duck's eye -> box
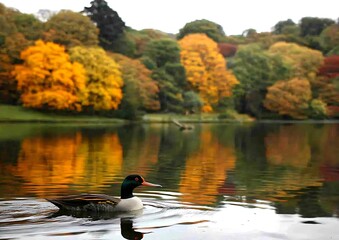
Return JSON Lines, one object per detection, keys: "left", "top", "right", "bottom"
{"left": 135, "top": 177, "right": 139, "bottom": 181}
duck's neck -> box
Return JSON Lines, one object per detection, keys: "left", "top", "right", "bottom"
{"left": 121, "top": 183, "right": 135, "bottom": 199}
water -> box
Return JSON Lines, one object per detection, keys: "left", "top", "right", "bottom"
{"left": 0, "top": 122, "right": 338, "bottom": 239}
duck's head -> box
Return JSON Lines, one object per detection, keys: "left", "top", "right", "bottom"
{"left": 121, "top": 174, "right": 162, "bottom": 199}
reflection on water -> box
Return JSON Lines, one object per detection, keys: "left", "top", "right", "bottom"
{"left": 0, "top": 122, "right": 339, "bottom": 239}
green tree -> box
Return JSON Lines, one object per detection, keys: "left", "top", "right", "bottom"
{"left": 299, "top": 17, "right": 335, "bottom": 50}
{"left": 268, "top": 42, "right": 324, "bottom": 80}
{"left": 83, "top": 0, "right": 125, "bottom": 50}
{"left": 273, "top": 19, "right": 296, "bottom": 34}
{"left": 183, "top": 91, "right": 203, "bottom": 114}
{"left": 152, "top": 68, "right": 184, "bottom": 112}
{"left": 69, "top": 46, "right": 123, "bottom": 111}
{"left": 320, "top": 24, "right": 339, "bottom": 54}
{"left": 44, "top": 10, "right": 99, "bottom": 48}
{"left": 144, "top": 39, "right": 181, "bottom": 68}
{"left": 110, "top": 53, "right": 160, "bottom": 117}
{"left": 231, "top": 43, "right": 291, "bottom": 117}
{"left": 13, "top": 13, "right": 43, "bottom": 41}
{"left": 300, "top": 17, "right": 335, "bottom": 37}
{"left": 177, "top": 19, "right": 225, "bottom": 42}
{"left": 111, "top": 28, "right": 172, "bottom": 58}
{"left": 143, "top": 38, "right": 186, "bottom": 112}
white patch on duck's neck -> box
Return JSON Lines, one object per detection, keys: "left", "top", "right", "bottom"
{"left": 115, "top": 196, "right": 143, "bottom": 211}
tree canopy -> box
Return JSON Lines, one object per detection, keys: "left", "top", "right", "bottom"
{"left": 83, "top": 0, "right": 125, "bottom": 50}
{"left": 264, "top": 78, "right": 312, "bottom": 119}
{"left": 179, "top": 34, "right": 238, "bottom": 112}
{"left": 44, "top": 10, "right": 99, "bottom": 48}
{"left": 69, "top": 46, "right": 123, "bottom": 111}
{"left": 269, "top": 42, "right": 324, "bottom": 80}
{"left": 111, "top": 53, "right": 160, "bottom": 113}
{"left": 177, "top": 19, "right": 225, "bottom": 42}
{"left": 13, "top": 40, "right": 87, "bottom": 111}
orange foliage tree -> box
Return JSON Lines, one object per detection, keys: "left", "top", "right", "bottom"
{"left": 179, "top": 34, "right": 238, "bottom": 112}
{"left": 13, "top": 40, "right": 87, "bottom": 111}
{"left": 69, "top": 46, "right": 123, "bottom": 111}
{"left": 264, "top": 78, "right": 312, "bottom": 119}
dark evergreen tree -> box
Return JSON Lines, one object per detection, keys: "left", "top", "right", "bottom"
{"left": 83, "top": 0, "right": 125, "bottom": 50}
{"left": 273, "top": 19, "right": 296, "bottom": 34}
{"left": 300, "top": 17, "right": 335, "bottom": 37}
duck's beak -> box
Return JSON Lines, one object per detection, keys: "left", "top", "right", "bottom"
{"left": 142, "top": 181, "right": 162, "bottom": 187}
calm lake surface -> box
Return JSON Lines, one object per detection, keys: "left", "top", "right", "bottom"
{"left": 0, "top": 122, "right": 338, "bottom": 240}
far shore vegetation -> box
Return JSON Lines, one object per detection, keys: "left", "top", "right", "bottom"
{"left": 0, "top": 1, "right": 338, "bottom": 122}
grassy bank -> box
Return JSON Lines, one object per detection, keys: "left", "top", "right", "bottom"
{"left": 142, "top": 112, "right": 254, "bottom": 123}
{"left": 0, "top": 104, "right": 254, "bottom": 123}
{"left": 0, "top": 104, "right": 125, "bottom": 123}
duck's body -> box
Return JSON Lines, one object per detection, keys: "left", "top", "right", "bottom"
{"left": 47, "top": 175, "right": 161, "bottom": 212}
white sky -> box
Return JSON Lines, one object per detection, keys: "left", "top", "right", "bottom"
{"left": 1, "top": 0, "right": 338, "bottom": 35}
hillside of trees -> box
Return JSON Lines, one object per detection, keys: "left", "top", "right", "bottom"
{"left": 0, "top": 0, "right": 338, "bottom": 120}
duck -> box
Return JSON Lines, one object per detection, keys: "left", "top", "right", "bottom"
{"left": 46, "top": 174, "right": 162, "bottom": 212}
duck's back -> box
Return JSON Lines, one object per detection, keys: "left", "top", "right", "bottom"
{"left": 47, "top": 194, "right": 121, "bottom": 212}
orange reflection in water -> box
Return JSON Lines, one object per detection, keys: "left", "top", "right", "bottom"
{"left": 265, "top": 125, "right": 311, "bottom": 167}
{"left": 264, "top": 125, "right": 322, "bottom": 201}
{"left": 75, "top": 133, "right": 123, "bottom": 191}
{"left": 179, "top": 130, "right": 236, "bottom": 205}
{"left": 9, "top": 131, "right": 123, "bottom": 197}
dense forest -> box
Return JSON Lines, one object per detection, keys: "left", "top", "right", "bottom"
{"left": 0, "top": 0, "right": 338, "bottom": 120}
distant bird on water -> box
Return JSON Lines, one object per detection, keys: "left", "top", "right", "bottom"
{"left": 46, "top": 174, "right": 162, "bottom": 212}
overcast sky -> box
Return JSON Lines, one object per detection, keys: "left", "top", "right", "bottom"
{"left": 1, "top": 0, "right": 338, "bottom": 35}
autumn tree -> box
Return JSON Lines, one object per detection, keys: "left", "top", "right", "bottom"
{"left": 43, "top": 10, "right": 99, "bottom": 48}
{"left": 231, "top": 43, "right": 291, "bottom": 117}
{"left": 268, "top": 42, "right": 324, "bottom": 80}
{"left": 179, "top": 34, "right": 238, "bottom": 112}
{"left": 314, "top": 55, "right": 339, "bottom": 117}
{"left": 13, "top": 40, "right": 87, "bottom": 111}
{"left": 177, "top": 19, "right": 225, "bottom": 42}
{"left": 69, "top": 46, "right": 123, "bottom": 111}
{"left": 83, "top": 0, "right": 125, "bottom": 50}
{"left": 218, "top": 43, "right": 237, "bottom": 58}
{"left": 0, "top": 4, "right": 35, "bottom": 103}
{"left": 110, "top": 53, "right": 160, "bottom": 118}
{"left": 264, "top": 78, "right": 312, "bottom": 119}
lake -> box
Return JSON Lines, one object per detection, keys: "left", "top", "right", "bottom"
{"left": 0, "top": 122, "right": 338, "bottom": 240}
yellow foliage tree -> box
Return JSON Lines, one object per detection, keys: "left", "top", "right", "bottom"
{"left": 69, "top": 46, "right": 123, "bottom": 111}
{"left": 264, "top": 78, "right": 312, "bottom": 119}
{"left": 13, "top": 40, "right": 87, "bottom": 111}
{"left": 179, "top": 34, "right": 238, "bottom": 111}
{"left": 268, "top": 42, "right": 324, "bottom": 80}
